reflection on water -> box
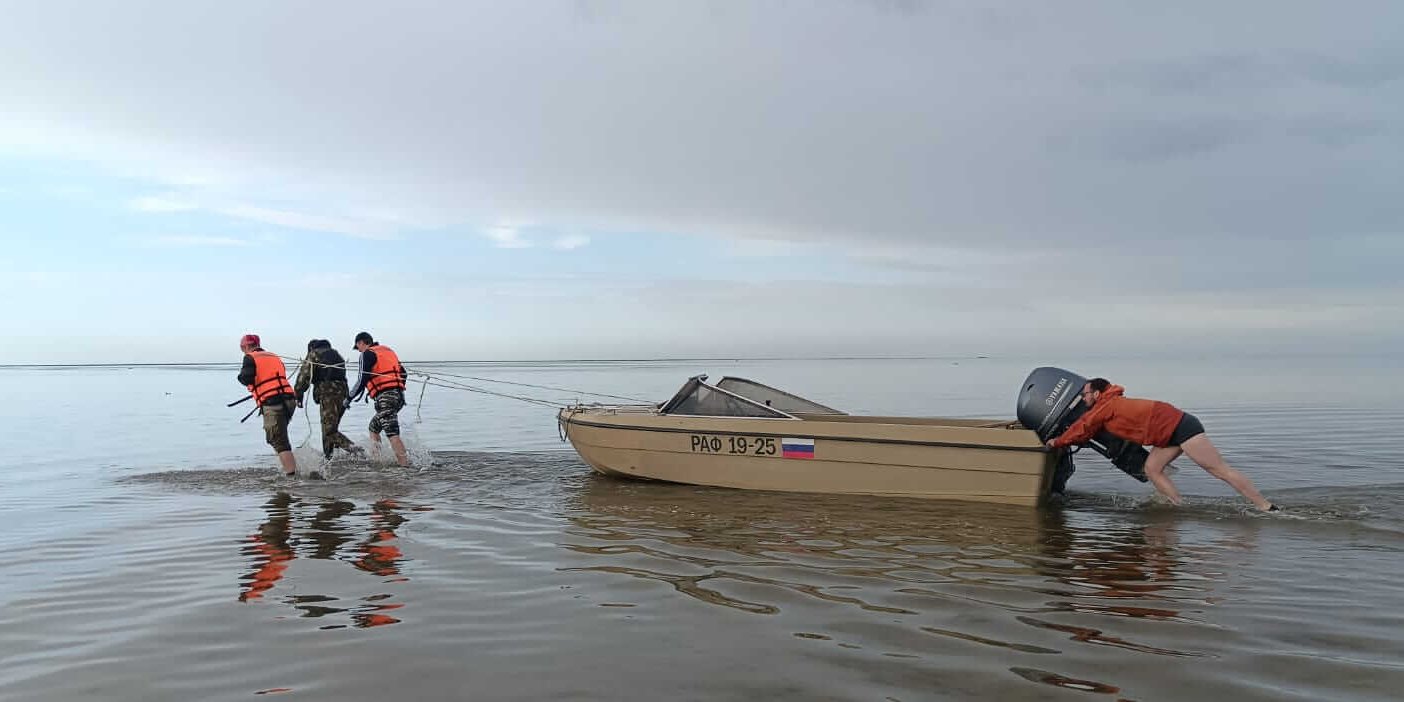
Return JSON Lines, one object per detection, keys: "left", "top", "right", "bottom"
{"left": 1010, "top": 667, "right": 1123, "bottom": 695}
{"left": 561, "top": 473, "right": 1248, "bottom": 695}
{"left": 239, "top": 493, "right": 295, "bottom": 603}
{"left": 237, "top": 492, "right": 419, "bottom": 629}
{"left": 10, "top": 445, "right": 1404, "bottom": 701}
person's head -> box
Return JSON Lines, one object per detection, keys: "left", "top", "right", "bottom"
{"left": 307, "top": 338, "right": 330, "bottom": 351}
{"left": 354, "top": 331, "right": 374, "bottom": 351}
{"left": 239, "top": 333, "right": 261, "bottom": 353}
{"left": 1081, "top": 377, "right": 1111, "bottom": 406}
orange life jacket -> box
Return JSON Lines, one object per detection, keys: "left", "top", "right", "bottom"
{"left": 366, "top": 344, "right": 407, "bottom": 398}
{"left": 247, "top": 350, "right": 295, "bottom": 406}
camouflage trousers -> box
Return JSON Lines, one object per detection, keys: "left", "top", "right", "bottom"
{"left": 368, "top": 388, "right": 406, "bottom": 438}
{"left": 314, "top": 383, "right": 360, "bottom": 458}
{"left": 261, "top": 396, "right": 296, "bottom": 453}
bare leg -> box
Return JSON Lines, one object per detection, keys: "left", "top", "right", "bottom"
{"left": 1143, "top": 446, "right": 1184, "bottom": 505}
{"left": 369, "top": 433, "right": 383, "bottom": 458}
{"left": 388, "top": 436, "right": 409, "bottom": 467}
{"left": 1179, "top": 434, "right": 1273, "bottom": 510}
{"left": 278, "top": 450, "right": 298, "bottom": 476}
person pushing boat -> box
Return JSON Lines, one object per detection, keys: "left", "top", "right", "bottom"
{"left": 1045, "top": 378, "right": 1278, "bottom": 511}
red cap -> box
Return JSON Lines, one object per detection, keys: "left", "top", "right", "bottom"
{"left": 240, "top": 333, "right": 261, "bottom": 347}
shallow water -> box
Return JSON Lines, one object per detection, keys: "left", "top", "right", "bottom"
{"left": 2, "top": 356, "right": 1402, "bottom": 700}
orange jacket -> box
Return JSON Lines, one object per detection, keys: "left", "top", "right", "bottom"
{"left": 246, "top": 350, "right": 295, "bottom": 406}
{"left": 1050, "top": 385, "right": 1185, "bottom": 449}
{"left": 367, "top": 344, "right": 407, "bottom": 398}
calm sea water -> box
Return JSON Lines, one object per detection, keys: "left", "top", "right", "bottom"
{"left": 2, "top": 356, "right": 1402, "bottom": 701}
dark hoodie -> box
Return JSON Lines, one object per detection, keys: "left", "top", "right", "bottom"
{"left": 1050, "top": 384, "right": 1186, "bottom": 449}
{"left": 293, "top": 340, "right": 348, "bottom": 404}
{"left": 306, "top": 340, "right": 347, "bottom": 385}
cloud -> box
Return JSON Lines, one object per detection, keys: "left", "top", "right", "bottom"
{"left": 1, "top": 2, "right": 1401, "bottom": 361}
{"left": 2, "top": 2, "right": 1398, "bottom": 258}
{"left": 5, "top": 264, "right": 1400, "bottom": 363}
{"left": 1286, "top": 49, "right": 1404, "bottom": 89}
{"left": 1067, "top": 115, "right": 1259, "bottom": 163}
{"left": 486, "top": 222, "right": 533, "bottom": 249}
{"left": 1078, "top": 53, "right": 1273, "bottom": 97}
{"left": 726, "top": 238, "right": 795, "bottom": 257}
{"left": 552, "top": 234, "right": 590, "bottom": 250}
{"left": 129, "top": 194, "right": 198, "bottom": 213}
{"left": 214, "top": 204, "right": 400, "bottom": 239}
{"left": 128, "top": 191, "right": 409, "bottom": 238}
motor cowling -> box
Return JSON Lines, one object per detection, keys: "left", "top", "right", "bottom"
{"left": 1017, "top": 367, "right": 1149, "bottom": 486}
{"left": 1017, "top": 366, "right": 1087, "bottom": 440}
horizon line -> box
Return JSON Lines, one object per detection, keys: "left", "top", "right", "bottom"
{"left": 0, "top": 349, "right": 1394, "bottom": 368}
{"left": 0, "top": 354, "right": 993, "bottom": 368}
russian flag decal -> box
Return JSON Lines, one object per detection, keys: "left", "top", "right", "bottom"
{"left": 781, "top": 437, "right": 815, "bottom": 459}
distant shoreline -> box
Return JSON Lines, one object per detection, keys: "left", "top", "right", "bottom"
{"left": 1, "top": 351, "right": 1394, "bottom": 368}
{"left": 0, "top": 355, "right": 982, "bottom": 368}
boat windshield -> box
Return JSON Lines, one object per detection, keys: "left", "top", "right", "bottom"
{"left": 658, "top": 376, "right": 795, "bottom": 418}
{"left": 715, "top": 377, "right": 846, "bottom": 415}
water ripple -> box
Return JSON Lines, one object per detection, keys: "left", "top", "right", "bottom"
{"left": 6, "top": 356, "right": 1404, "bottom": 702}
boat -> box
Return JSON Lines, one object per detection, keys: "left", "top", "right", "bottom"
{"left": 557, "top": 374, "right": 1058, "bottom": 507}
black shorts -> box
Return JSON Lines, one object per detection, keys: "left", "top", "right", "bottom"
{"left": 1168, "top": 412, "right": 1206, "bottom": 447}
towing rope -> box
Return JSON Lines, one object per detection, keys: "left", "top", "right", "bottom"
{"left": 274, "top": 353, "right": 641, "bottom": 410}
{"left": 408, "top": 366, "right": 651, "bottom": 404}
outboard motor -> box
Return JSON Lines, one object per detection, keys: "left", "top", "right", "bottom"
{"left": 1017, "top": 367, "right": 1149, "bottom": 492}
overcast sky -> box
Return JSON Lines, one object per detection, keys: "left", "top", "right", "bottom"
{"left": 2, "top": 1, "right": 1400, "bottom": 363}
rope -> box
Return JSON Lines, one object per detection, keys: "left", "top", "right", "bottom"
{"left": 300, "top": 388, "right": 315, "bottom": 450}
{"left": 415, "top": 375, "right": 562, "bottom": 408}
{"left": 264, "top": 351, "right": 625, "bottom": 448}
{"left": 276, "top": 352, "right": 401, "bottom": 385}
{"left": 275, "top": 352, "right": 646, "bottom": 409}
{"left": 271, "top": 356, "right": 318, "bottom": 455}
{"left": 412, "top": 367, "right": 651, "bottom": 403}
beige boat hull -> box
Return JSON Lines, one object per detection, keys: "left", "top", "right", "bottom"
{"left": 559, "top": 408, "right": 1056, "bottom": 507}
